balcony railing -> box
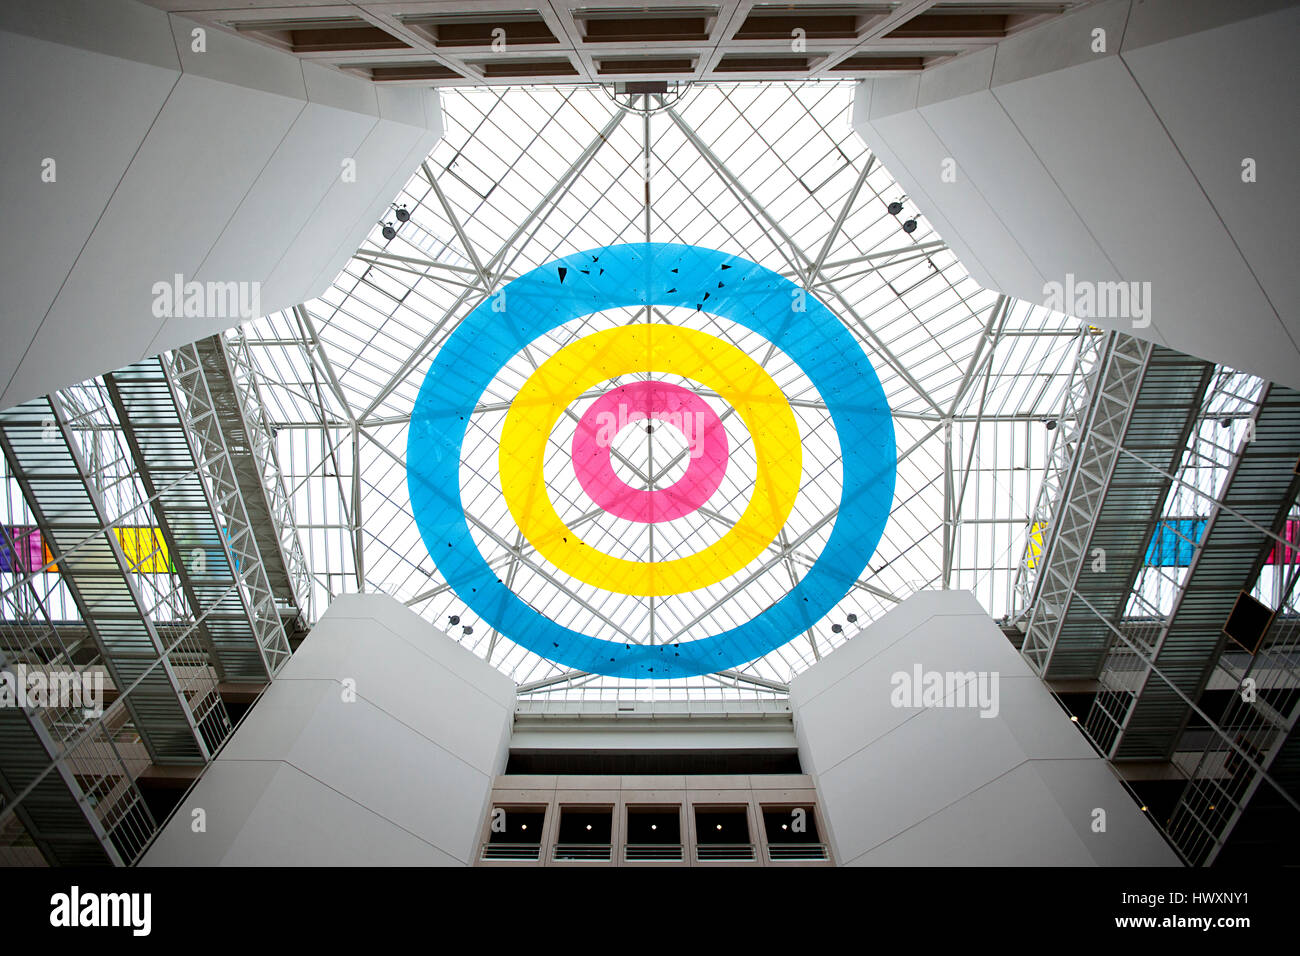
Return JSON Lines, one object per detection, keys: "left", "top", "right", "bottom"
{"left": 480, "top": 842, "right": 542, "bottom": 862}
{"left": 696, "top": 843, "right": 755, "bottom": 862}
{"left": 767, "top": 843, "right": 829, "bottom": 861}
{"left": 624, "top": 843, "right": 683, "bottom": 862}
{"left": 478, "top": 839, "right": 832, "bottom": 864}
{"left": 553, "top": 843, "right": 612, "bottom": 862}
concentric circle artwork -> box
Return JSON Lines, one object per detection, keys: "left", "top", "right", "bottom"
{"left": 408, "top": 242, "right": 895, "bottom": 678}
{"left": 500, "top": 324, "right": 801, "bottom": 596}
{"left": 570, "top": 379, "right": 728, "bottom": 525}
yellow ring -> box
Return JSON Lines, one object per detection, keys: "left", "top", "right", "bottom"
{"left": 499, "top": 324, "right": 801, "bottom": 596}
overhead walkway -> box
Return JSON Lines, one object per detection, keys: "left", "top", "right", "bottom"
{"left": 0, "top": 394, "right": 218, "bottom": 765}
{"left": 1164, "top": 610, "right": 1300, "bottom": 865}
{"left": 105, "top": 353, "right": 289, "bottom": 682}
{"left": 192, "top": 336, "right": 310, "bottom": 630}
{"left": 0, "top": 345, "right": 306, "bottom": 865}
{"left": 1021, "top": 336, "right": 1213, "bottom": 679}
{"left": 0, "top": 653, "right": 119, "bottom": 865}
{"left": 1106, "top": 384, "right": 1300, "bottom": 760}
{"left": 0, "top": 665, "right": 156, "bottom": 865}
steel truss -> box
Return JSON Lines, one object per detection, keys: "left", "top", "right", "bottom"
{"left": 211, "top": 333, "right": 314, "bottom": 624}
{"left": 1022, "top": 350, "right": 1300, "bottom": 862}
{"left": 231, "top": 83, "right": 1086, "bottom": 699}
{"left": 1021, "top": 333, "right": 1154, "bottom": 672}
{"left": 164, "top": 345, "right": 293, "bottom": 676}
{"left": 0, "top": 344, "right": 304, "bottom": 864}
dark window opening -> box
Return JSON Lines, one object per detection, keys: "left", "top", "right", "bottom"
{"left": 506, "top": 748, "right": 801, "bottom": 775}
{"left": 695, "top": 807, "right": 750, "bottom": 844}
{"left": 487, "top": 807, "right": 544, "bottom": 845}
{"left": 557, "top": 808, "right": 612, "bottom": 845}
{"left": 763, "top": 806, "right": 820, "bottom": 844}
{"left": 627, "top": 807, "right": 680, "bottom": 844}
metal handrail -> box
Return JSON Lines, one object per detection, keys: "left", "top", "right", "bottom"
{"left": 695, "top": 842, "right": 755, "bottom": 861}
{"left": 766, "top": 842, "right": 829, "bottom": 861}
{"left": 553, "top": 842, "right": 613, "bottom": 861}
{"left": 480, "top": 842, "right": 542, "bottom": 861}
{"left": 624, "top": 843, "right": 683, "bottom": 861}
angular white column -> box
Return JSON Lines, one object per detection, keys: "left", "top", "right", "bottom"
{"left": 142, "top": 594, "right": 515, "bottom": 866}
{"left": 791, "top": 591, "right": 1180, "bottom": 866}
{"left": 0, "top": 0, "right": 442, "bottom": 408}
{"left": 852, "top": 0, "right": 1300, "bottom": 389}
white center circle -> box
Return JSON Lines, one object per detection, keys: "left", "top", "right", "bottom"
{"left": 608, "top": 418, "right": 692, "bottom": 489}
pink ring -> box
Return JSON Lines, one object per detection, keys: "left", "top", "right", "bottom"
{"left": 571, "top": 381, "right": 728, "bottom": 524}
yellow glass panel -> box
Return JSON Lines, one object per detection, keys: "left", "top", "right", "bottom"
{"left": 1026, "top": 521, "right": 1047, "bottom": 570}
{"left": 115, "top": 527, "right": 174, "bottom": 574}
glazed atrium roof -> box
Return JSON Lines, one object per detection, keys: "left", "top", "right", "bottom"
{"left": 234, "top": 81, "right": 1084, "bottom": 698}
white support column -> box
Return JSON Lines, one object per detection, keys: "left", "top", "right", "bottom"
{"left": 791, "top": 590, "right": 1182, "bottom": 866}
{"left": 142, "top": 594, "right": 516, "bottom": 866}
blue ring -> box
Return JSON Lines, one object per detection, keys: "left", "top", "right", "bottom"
{"left": 408, "top": 243, "right": 895, "bottom": 678}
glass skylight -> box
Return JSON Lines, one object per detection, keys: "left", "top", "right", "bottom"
{"left": 238, "top": 81, "right": 1084, "bottom": 698}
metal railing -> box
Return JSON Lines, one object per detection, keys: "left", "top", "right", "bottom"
{"left": 624, "top": 843, "right": 683, "bottom": 862}
{"left": 767, "top": 842, "right": 829, "bottom": 862}
{"left": 695, "top": 843, "right": 755, "bottom": 862}
{"left": 1012, "top": 328, "right": 1109, "bottom": 620}
{"left": 552, "top": 842, "right": 612, "bottom": 861}
{"left": 480, "top": 842, "right": 542, "bottom": 861}
{"left": 218, "top": 332, "right": 313, "bottom": 622}
{"left": 1164, "top": 611, "right": 1300, "bottom": 865}
{"left": 476, "top": 837, "right": 831, "bottom": 866}
{"left": 164, "top": 345, "right": 291, "bottom": 676}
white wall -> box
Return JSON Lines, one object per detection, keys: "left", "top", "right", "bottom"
{"left": 0, "top": 0, "right": 442, "bottom": 409}
{"left": 141, "top": 594, "right": 516, "bottom": 866}
{"left": 852, "top": 0, "right": 1300, "bottom": 389}
{"left": 791, "top": 590, "right": 1181, "bottom": 866}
